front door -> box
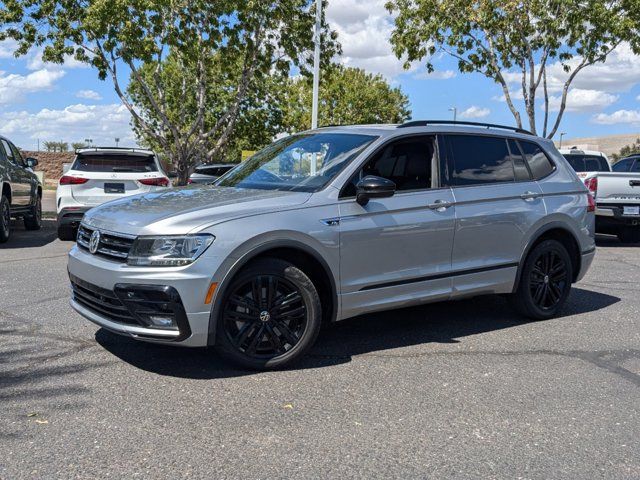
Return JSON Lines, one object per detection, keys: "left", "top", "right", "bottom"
{"left": 337, "top": 135, "right": 456, "bottom": 319}
{"left": 1, "top": 139, "right": 31, "bottom": 206}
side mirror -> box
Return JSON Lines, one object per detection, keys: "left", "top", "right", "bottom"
{"left": 25, "top": 157, "right": 38, "bottom": 169}
{"left": 356, "top": 175, "right": 396, "bottom": 206}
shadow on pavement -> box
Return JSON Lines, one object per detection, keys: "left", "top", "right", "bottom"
{"left": 95, "top": 286, "right": 620, "bottom": 379}
{"left": 0, "top": 219, "right": 59, "bottom": 249}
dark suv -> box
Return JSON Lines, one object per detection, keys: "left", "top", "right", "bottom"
{"left": 0, "top": 135, "right": 42, "bottom": 242}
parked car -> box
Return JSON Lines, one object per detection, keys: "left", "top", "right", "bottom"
{"left": 0, "top": 135, "right": 42, "bottom": 242}
{"left": 68, "top": 121, "right": 596, "bottom": 369}
{"left": 560, "top": 148, "right": 640, "bottom": 243}
{"left": 189, "top": 164, "right": 235, "bottom": 184}
{"left": 56, "top": 147, "right": 171, "bottom": 240}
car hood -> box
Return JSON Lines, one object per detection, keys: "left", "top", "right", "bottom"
{"left": 81, "top": 185, "right": 312, "bottom": 236}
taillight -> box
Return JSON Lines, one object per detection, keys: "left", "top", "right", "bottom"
{"left": 139, "top": 177, "right": 170, "bottom": 187}
{"left": 584, "top": 177, "right": 597, "bottom": 196}
{"left": 587, "top": 193, "right": 596, "bottom": 213}
{"left": 59, "top": 175, "right": 89, "bottom": 185}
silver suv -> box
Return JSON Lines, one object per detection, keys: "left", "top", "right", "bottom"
{"left": 68, "top": 121, "right": 596, "bottom": 369}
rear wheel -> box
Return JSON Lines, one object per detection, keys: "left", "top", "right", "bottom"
{"left": 618, "top": 227, "right": 640, "bottom": 244}
{"left": 215, "top": 258, "right": 322, "bottom": 370}
{"left": 57, "top": 224, "right": 76, "bottom": 241}
{"left": 0, "top": 194, "right": 10, "bottom": 243}
{"left": 512, "top": 239, "right": 573, "bottom": 320}
{"left": 24, "top": 195, "right": 42, "bottom": 230}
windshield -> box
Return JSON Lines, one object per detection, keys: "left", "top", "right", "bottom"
{"left": 216, "top": 133, "right": 377, "bottom": 192}
{"left": 73, "top": 154, "right": 158, "bottom": 173}
{"left": 563, "top": 154, "right": 609, "bottom": 172}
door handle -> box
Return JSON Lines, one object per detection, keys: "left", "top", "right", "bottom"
{"left": 427, "top": 199, "right": 452, "bottom": 210}
{"left": 520, "top": 191, "right": 541, "bottom": 201}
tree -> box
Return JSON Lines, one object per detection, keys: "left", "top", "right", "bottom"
{"left": 0, "top": 0, "right": 338, "bottom": 184}
{"left": 611, "top": 138, "right": 640, "bottom": 163}
{"left": 282, "top": 65, "right": 411, "bottom": 132}
{"left": 71, "top": 142, "right": 88, "bottom": 150}
{"left": 43, "top": 141, "right": 69, "bottom": 152}
{"left": 387, "top": 0, "right": 640, "bottom": 138}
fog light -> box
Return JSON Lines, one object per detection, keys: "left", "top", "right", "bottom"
{"left": 146, "top": 315, "right": 177, "bottom": 328}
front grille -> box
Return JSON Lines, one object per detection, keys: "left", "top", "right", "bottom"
{"left": 70, "top": 275, "right": 139, "bottom": 325}
{"left": 77, "top": 224, "right": 136, "bottom": 262}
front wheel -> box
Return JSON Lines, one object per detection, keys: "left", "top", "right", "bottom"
{"left": 0, "top": 194, "right": 10, "bottom": 243}
{"left": 214, "top": 258, "right": 322, "bottom": 370}
{"left": 511, "top": 239, "right": 573, "bottom": 320}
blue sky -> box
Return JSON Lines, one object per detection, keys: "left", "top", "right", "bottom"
{"left": 1, "top": 0, "right": 640, "bottom": 151}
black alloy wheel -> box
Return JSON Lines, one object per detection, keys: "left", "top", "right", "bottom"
{"left": 24, "top": 195, "right": 42, "bottom": 230}
{"left": 215, "top": 258, "right": 322, "bottom": 370}
{"left": 0, "top": 195, "right": 10, "bottom": 243}
{"left": 512, "top": 239, "right": 573, "bottom": 320}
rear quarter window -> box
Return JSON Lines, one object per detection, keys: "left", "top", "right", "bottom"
{"left": 519, "top": 141, "right": 555, "bottom": 179}
{"left": 73, "top": 155, "right": 158, "bottom": 173}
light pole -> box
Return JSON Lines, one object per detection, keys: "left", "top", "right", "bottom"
{"left": 311, "top": 0, "right": 322, "bottom": 131}
{"left": 449, "top": 107, "right": 457, "bottom": 122}
{"left": 84, "top": 138, "right": 93, "bottom": 147}
{"left": 559, "top": 132, "right": 567, "bottom": 149}
{"left": 115, "top": 137, "right": 120, "bottom": 147}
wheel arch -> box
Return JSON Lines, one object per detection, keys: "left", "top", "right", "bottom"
{"left": 207, "top": 238, "right": 338, "bottom": 346}
{"left": 1, "top": 181, "right": 11, "bottom": 203}
{"left": 513, "top": 222, "right": 582, "bottom": 292}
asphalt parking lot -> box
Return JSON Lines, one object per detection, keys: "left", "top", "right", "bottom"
{"left": 1, "top": 220, "right": 639, "bottom": 479}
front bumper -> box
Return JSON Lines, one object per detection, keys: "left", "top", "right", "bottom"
{"left": 68, "top": 244, "right": 222, "bottom": 347}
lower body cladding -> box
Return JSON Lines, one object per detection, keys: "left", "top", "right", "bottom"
{"left": 68, "top": 245, "right": 217, "bottom": 347}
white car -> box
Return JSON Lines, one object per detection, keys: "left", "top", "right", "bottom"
{"left": 560, "top": 148, "right": 640, "bottom": 242}
{"left": 56, "top": 147, "right": 171, "bottom": 240}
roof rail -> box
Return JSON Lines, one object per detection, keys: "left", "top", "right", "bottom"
{"left": 75, "top": 146, "right": 154, "bottom": 154}
{"left": 398, "top": 120, "right": 533, "bottom": 135}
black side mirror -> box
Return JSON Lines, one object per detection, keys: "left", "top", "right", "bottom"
{"left": 356, "top": 175, "right": 396, "bottom": 206}
{"left": 25, "top": 157, "right": 38, "bottom": 168}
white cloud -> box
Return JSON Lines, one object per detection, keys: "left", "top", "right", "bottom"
{"left": 0, "top": 39, "right": 19, "bottom": 59}
{"left": 0, "top": 69, "right": 65, "bottom": 104}
{"left": 592, "top": 109, "right": 640, "bottom": 125}
{"left": 326, "top": 0, "right": 419, "bottom": 79}
{"left": 548, "top": 89, "right": 618, "bottom": 112}
{"left": 460, "top": 106, "right": 490, "bottom": 119}
{"left": 0, "top": 103, "right": 136, "bottom": 149}
{"left": 76, "top": 89, "right": 102, "bottom": 100}
{"left": 414, "top": 69, "right": 456, "bottom": 80}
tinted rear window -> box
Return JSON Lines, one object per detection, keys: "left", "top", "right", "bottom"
{"left": 73, "top": 155, "right": 157, "bottom": 173}
{"left": 446, "top": 135, "right": 514, "bottom": 186}
{"left": 563, "top": 153, "right": 609, "bottom": 172}
{"left": 519, "top": 141, "right": 555, "bottom": 179}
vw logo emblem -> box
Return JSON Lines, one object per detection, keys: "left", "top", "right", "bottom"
{"left": 89, "top": 230, "right": 101, "bottom": 254}
{"left": 259, "top": 311, "right": 271, "bottom": 323}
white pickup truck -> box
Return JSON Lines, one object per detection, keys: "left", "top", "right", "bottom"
{"left": 560, "top": 148, "right": 640, "bottom": 243}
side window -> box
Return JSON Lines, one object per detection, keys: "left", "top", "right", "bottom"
{"left": 1, "top": 140, "right": 15, "bottom": 164}
{"left": 9, "top": 143, "right": 25, "bottom": 167}
{"left": 612, "top": 158, "right": 633, "bottom": 172}
{"left": 341, "top": 136, "right": 434, "bottom": 197}
{"left": 446, "top": 135, "right": 514, "bottom": 186}
{"left": 519, "top": 141, "right": 555, "bottom": 179}
{"left": 507, "top": 139, "right": 531, "bottom": 181}
{"left": 631, "top": 160, "right": 640, "bottom": 172}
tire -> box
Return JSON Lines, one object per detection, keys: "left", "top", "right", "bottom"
{"left": 214, "top": 257, "right": 322, "bottom": 370}
{"left": 0, "top": 194, "right": 10, "bottom": 243}
{"left": 618, "top": 227, "right": 640, "bottom": 244}
{"left": 57, "top": 224, "right": 76, "bottom": 241}
{"left": 24, "top": 195, "right": 42, "bottom": 231}
{"left": 511, "top": 239, "right": 573, "bottom": 320}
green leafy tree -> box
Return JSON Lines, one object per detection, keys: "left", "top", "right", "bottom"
{"left": 282, "top": 65, "right": 411, "bottom": 132}
{"left": 71, "top": 142, "right": 87, "bottom": 150}
{"left": 387, "top": 0, "right": 640, "bottom": 138}
{"left": 611, "top": 138, "right": 640, "bottom": 163}
{"left": 0, "top": 0, "right": 338, "bottom": 184}
{"left": 43, "top": 141, "right": 69, "bottom": 152}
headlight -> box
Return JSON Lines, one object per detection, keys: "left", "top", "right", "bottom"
{"left": 127, "top": 234, "right": 214, "bottom": 266}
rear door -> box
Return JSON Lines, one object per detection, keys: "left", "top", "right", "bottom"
{"left": 69, "top": 153, "right": 162, "bottom": 206}
{"left": 1, "top": 139, "right": 31, "bottom": 206}
{"left": 443, "top": 134, "right": 547, "bottom": 295}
